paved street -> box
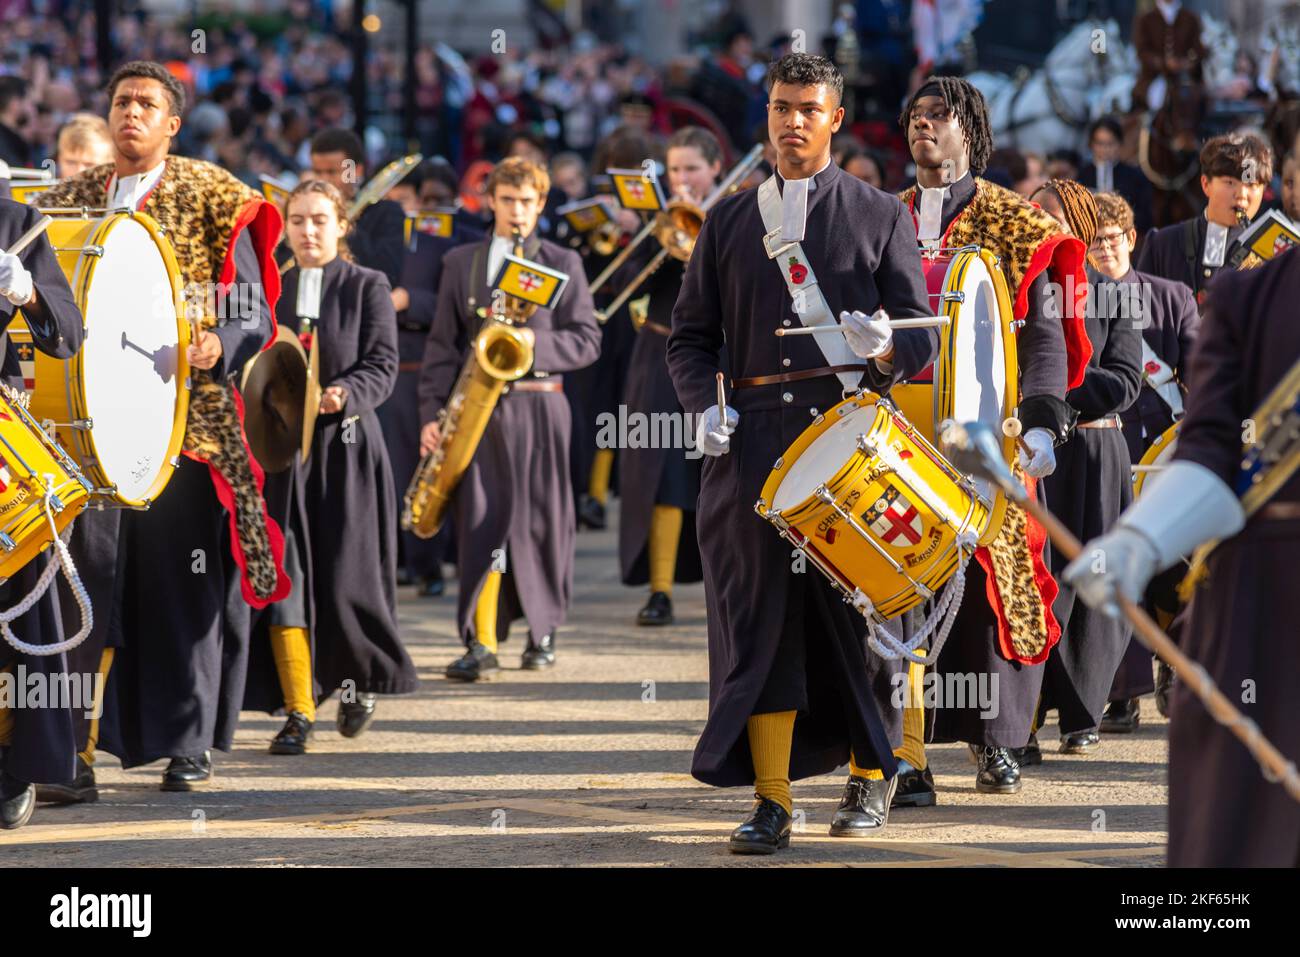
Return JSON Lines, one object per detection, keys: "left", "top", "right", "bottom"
{"left": 0, "top": 508, "right": 1168, "bottom": 867}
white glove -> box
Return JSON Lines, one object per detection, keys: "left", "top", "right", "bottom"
{"left": 1018, "top": 427, "right": 1057, "bottom": 478}
{"left": 0, "top": 251, "right": 33, "bottom": 307}
{"left": 694, "top": 404, "right": 739, "bottom": 457}
{"left": 1062, "top": 527, "right": 1161, "bottom": 615}
{"left": 839, "top": 308, "right": 893, "bottom": 359}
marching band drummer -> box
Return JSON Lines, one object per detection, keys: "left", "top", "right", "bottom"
{"left": 1063, "top": 238, "right": 1300, "bottom": 868}
{"left": 38, "top": 60, "right": 288, "bottom": 793}
{"left": 857, "top": 76, "right": 1091, "bottom": 802}
{"left": 418, "top": 157, "right": 601, "bottom": 681}
{"left": 667, "top": 53, "right": 939, "bottom": 853}
{"left": 617, "top": 126, "right": 721, "bottom": 627}
{"left": 1028, "top": 179, "right": 1143, "bottom": 760}
{"left": 0, "top": 197, "right": 86, "bottom": 829}
{"left": 244, "top": 179, "right": 415, "bottom": 751}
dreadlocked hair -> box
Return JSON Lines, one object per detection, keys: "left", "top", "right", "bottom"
{"left": 1034, "top": 177, "right": 1099, "bottom": 249}
{"left": 900, "top": 76, "right": 993, "bottom": 175}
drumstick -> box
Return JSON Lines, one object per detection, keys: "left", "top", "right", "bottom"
{"left": 715, "top": 371, "right": 726, "bottom": 422}
{"left": 1002, "top": 416, "right": 1032, "bottom": 456}
{"left": 774, "top": 316, "right": 950, "bottom": 336}
{"left": 0, "top": 214, "right": 53, "bottom": 258}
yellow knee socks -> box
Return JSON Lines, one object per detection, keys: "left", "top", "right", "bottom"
{"left": 856, "top": 661, "right": 928, "bottom": 778}
{"left": 648, "top": 505, "right": 682, "bottom": 595}
{"left": 747, "top": 710, "right": 795, "bottom": 814}
{"left": 79, "top": 648, "right": 115, "bottom": 766}
{"left": 0, "top": 664, "right": 12, "bottom": 747}
{"left": 474, "top": 571, "right": 502, "bottom": 654}
{"left": 270, "top": 626, "right": 315, "bottom": 721}
{"left": 588, "top": 448, "right": 614, "bottom": 505}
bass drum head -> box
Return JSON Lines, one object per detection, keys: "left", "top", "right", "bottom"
{"left": 771, "top": 402, "right": 878, "bottom": 512}
{"left": 81, "top": 215, "right": 185, "bottom": 504}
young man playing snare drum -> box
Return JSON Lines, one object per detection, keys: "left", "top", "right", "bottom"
{"left": 666, "top": 53, "right": 938, "bottom": 854}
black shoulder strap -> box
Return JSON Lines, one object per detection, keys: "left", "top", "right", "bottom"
{"left": 467, "top": 243, "right": 485, "bottom": 316}
{"left": 1182, "top": 218, "right": 1200, "bottom": 293}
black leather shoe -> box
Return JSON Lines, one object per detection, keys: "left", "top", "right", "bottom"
{"left": 1, "top": 769, "right": 36, "bottom": 829}
{"left": 418, "top": 575, "right": 445, "bottom": 598}
{"left": 1155, "top": 661, "right": 1174, "bottom": 717}
{"left": 1010, "top": 732, "right": 1043, "bottom": 767}
{"left": 35, "top": 756, "right": 98, "bottom": 804}
{"left": 890, "top": 760, "right": 937, "bottom": 808}
{"left": 337, "top": 693, "right": 378, "bottom": 738}
{"left": 971, "top": 745, "right": 1021, "bottom": 793}
{"left": 161, "top": 752, "right": 212, "bottom": 792}
{"left": 1101, "top": 698, "right": 1141, "bottom": 733}
{"left": 829, "top": 774, "right": 899, "bottom": 835}
{"left": 729, "top": 795, "right": 792, "bottom": 854}
{"left": 1060, "top": 729, "right": 1101, "bottom": 754}
{"left": 521, "top": 634, "right": 555, "bottom": 670}
{"left": 396, "top": 569, "right": 414, "bottom": 586}
{"left": 636, "top": 591, "right": 674, "bottom": 627}
{"left": 445, "top": 641, "right": 499, "bottom": 682}
{"left": 269, "top": 711, "right": 314, "bottom": 755}
{"left": 577, "top": 493, "right": 607, "bottom": 530}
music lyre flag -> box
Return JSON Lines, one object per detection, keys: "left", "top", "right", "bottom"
{"left": 259, "top": 175, "right": 293, "bottom": 209}
{"left": 9, "top": 183, "right": 53, "bottom": 206}
{"left": 557, "top": 197, "right": 612, "bottom": 233}
{"left": 492, "top": 253, "right": 570, "bottom": 311}
{"left": 405, "top": 209, "right": 456, "bottom": 246}
{"left": 607, "top": 167, "right": 665, "bottom": 212}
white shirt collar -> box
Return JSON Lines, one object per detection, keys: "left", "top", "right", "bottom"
{"left": 775, "top": 157, "right": 832, "bottom": 244}
{"left": 488, "top": 234, "right": 515, "bottom": 287}
{"left": 1156, "top": 0, "right": 1180, "bottom": 25}
{"left": 915, "top": 170, "right": 970, "bottom": 242}
{"left": 109, "top": 159, "right": 167, "bottom": 210}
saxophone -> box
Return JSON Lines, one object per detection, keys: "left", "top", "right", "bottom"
{"left": 403, "top": 229, "right": 537, "bottom": 538}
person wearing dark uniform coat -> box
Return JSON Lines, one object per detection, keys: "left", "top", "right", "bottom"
{"left": 1136, "top": 133, "right": 1273, "bottom": 307}
{"left": 37, "top": 62, "right": 288, "bottom": 794}
{"left": 617, "top": 127, "right": 721, "bottom": 627}
{"left": 668, "top": 54, "right": 940, "bottom": 854}
{"left": 0, "top": 198, "right": 86, "bottom": 829}
{"left": 381, "top": 229, "right": 462, "bottom": 597}
{"left": 1090, "top": 192, "right": 1201, "bottom": 730}
{"left": 1029, "top": 181, "right": 1143, "bottom": 758}
{"left": 419, "top": 157, "right": 601, "bottom": 680}
{"left": 884, "top": 77, "right": 1091, "bottom": 800}
{"left": 1065, "top": 245, "right": 1300, "bottom": 867}
{"left": 1078, "top": 117, "right": 1154, "bottom": 237}
{"left": 244, "top": 179, "right": 415, "bottom": 753}
{"left": 306, "top": 128, "right": 407, "bottom": 286}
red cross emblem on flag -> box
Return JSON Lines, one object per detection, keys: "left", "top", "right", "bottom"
{"left": 625, "top": 180, "right": 645, "bottom": 201}
{"left": 519, "top": 270, "right": 542, "bottom": 293}
{"left": 1274, "top": 234, "right": 1294, "bottom": 258}
{"left": 865, "top": 486, "right": 923, "bottom": 547}
{"left": 0, "top": 454, "right": 10, "bottom": 494}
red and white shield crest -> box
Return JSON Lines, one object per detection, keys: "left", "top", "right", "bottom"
{"left": 865, "top": 486, "right": 923, "bottom": 547}
{"left": 1273, "top": 234, "right": 1294, "bottom": 258}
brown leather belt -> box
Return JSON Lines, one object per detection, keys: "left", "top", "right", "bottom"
{"left": 732, "top": 364, "right": 871, "bottom": 389}
{"left": 1077, "top": 415, "right": 1122, "bottom": 430}
{"left": 399, "top": 361, "right": 422, "bottom": 372}
{"left": 507, "top": 380, "right": 563, "bottom": 394}
{"left": 641, "top": 319, "right": 672, "bottom": 337}
{"left": 1260, "top": 501, "right": 1300, "bottom": 520}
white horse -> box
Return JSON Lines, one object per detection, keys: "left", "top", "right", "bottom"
{"left": 968, "top": 19, "right": 1134, "bottom": 155}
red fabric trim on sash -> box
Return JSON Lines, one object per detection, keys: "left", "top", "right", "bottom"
{"left": 972, "top": 474, "right": 1061, "bottom": 666}
{"left": 1016, "top": 233, "right": 1092, "bottom": 390}
{"left": 222, "top": 196, "right": 283, "bottom": 353}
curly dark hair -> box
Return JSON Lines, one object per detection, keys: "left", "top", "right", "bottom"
{"left": 900, "top": 75, "right": 993, "bottom": 176}
{"left": 106, "top": 61, "right": 186, "bottom": 117}
{"left": 765, "top": 53, "right": 843, "bottom": 107}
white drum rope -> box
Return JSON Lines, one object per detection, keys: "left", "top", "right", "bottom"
{"left": 860, "top": 529, "right": 979, "bottom": 666}
{"left": 0, "top": 476, "right": 93, "bottom": 656}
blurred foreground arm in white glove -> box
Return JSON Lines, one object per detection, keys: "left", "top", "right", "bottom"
{"left": 0, "top": 250, "right": 33, "bottom": 307}
{"left": 1063, "top": 460, "right": 1245, "bottom": 614}
{"left": 839, "top": 308, "right": 894, "bottom": 362}
{"left": 1017, "top": 427, "right": 1057, "bottom": 478}
{"left": 694, "top": 404, "right": 739, "bottom": 457}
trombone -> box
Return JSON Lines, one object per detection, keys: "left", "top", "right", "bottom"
{"left": 594, "top": 144, "right": 764, "bottom": 324}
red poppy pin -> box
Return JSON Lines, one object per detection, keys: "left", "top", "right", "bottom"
{"left": 1143, "top": 360, "right": 1161, "bottom": 375}
{"left": 787, "top": 256, "right": 807, "bottom": 284}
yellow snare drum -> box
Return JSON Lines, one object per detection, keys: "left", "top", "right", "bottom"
{"left": 12, "top": 211, "right": 190, "bottom": 508}
{"left": 1132, "top": 421, "right": 1179, "bottom": 496}
{"left": 756, "top": 393, "right": 992, "bottom": 622}
{"left": 0, "top": 387, "right": 92, "bottom": 582}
